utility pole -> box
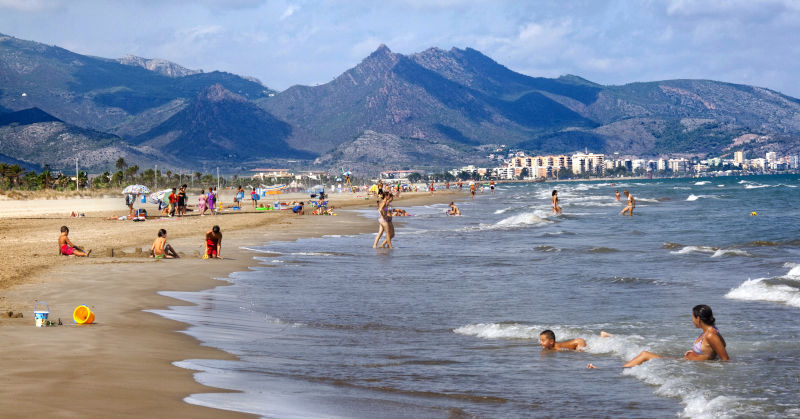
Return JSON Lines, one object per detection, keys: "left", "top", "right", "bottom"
{"left": 75, "top": 158, "right": 79, "bottom": 191}
{"left": 155, "top": 164, "right": 158, "bottom": 190}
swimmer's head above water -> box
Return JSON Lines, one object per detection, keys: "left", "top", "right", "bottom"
{"left": 539, "top": 330, "right": 557, "bottom": 349}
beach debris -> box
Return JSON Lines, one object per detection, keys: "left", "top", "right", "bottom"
{"left": 7, "top": 311, "right": 24, "bottom": 318}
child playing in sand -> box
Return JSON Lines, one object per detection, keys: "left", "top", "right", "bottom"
{"left": 204, "top": 225, "right": 222, "bottom": 259}
{"left": 151, "top": 229, "right": 179, "bottom": 259}
{"left": 58, "top": 226, "right": 90, "bottom": 257}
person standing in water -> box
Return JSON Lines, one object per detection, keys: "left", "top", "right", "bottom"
{"left": 615, "top": 190, "right": 621, "bottom": 202}
{"left": 490, "top": 180, "right": 495, "bottom": 195}
{"left": 620, "top": 190, "right": 635, "bottom": 216}
{"left": 619, "top": 305, "right": 728, "bottom": 367}
{"left": 373, "top": 194, "right": 394, "bottom": 249}
{"left": 552, "top": 190, "right": 562, "bottom": 215}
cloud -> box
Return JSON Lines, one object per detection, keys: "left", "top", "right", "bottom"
{"left": 280, "top": 4, "right": 299, "bottom": 20}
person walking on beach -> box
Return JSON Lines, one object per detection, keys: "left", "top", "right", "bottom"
{"left": 619, "top": 304, "right": 728, "bottom": 367}
{"left": 58, "top": 226, "right": 90, "bottom": 257}
{"left": 204, "top": 225, "right": 222, "bottom": 259}
{"left": 198, "top": 189, "right": 208, "bottom": 216}
{"left": 151, "top": 229, "right": 179, "bottom": 259}
{"left": 539, "top": 330, "right": 586, "bottom": 351}
{"left": 177, "top": 185, "right": 187, "bottom": 216}
{"left": 251, "top": 187, "right": 260, "bottom": 208}
{"left": 168, "top": 187, "right": 177, "bottom": 217}
{"left": 620, "top": 190, "right": 635, "bottom": 216}
{"left": 552, "top": 190, "right": 562, "bottom": 215}
{"left": 373, "top": 194, "right": 394, "bottom": 249}
{"left": 125, "top": 193, "right": 136, "bottom": 217}
{"left": 469, "top": 182, "right": 476, "bottom": 199}
{"left": 207, "top": 187, "right": 216, "bottom": 215}
{"left": 235, "top": 186, "right": 244, "bottom": 207}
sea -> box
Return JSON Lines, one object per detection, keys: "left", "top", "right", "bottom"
{"left": 152, "top": 174, "right": 800, "bottom": 418}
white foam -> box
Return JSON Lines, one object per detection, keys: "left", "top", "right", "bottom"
{"left": 673, "top": 187, "right": 692, "bottom": 190}
{"left": 710, "top": 249, "right": 751, "bottom": 258}
{"left": 694, "top": 181, "right": 711, "bottom": 185}
{"left": 725, "top": 278, "right": 800, "bottom": 308}
{"left": 745, "top": 184, "right": 769, "bottom": 189}
{"left": 453, "top": 323, "right": 542, "bottom": 340}
{"left": 484, "top": 210, "right": 553, "bottom": 230}
{"left": 671, "top": 246, "right": 716, "bottom": 255}
{"left": 787, "top": 265, "right": 800, "bottom": 279}
{"left": 687, "top": 194, "right": 719, "bottom": 201}
{"left": 494, "top": 206, "right": 513, "bottom": 214}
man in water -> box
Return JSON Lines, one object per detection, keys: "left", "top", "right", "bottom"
{"left": 469, "top": 183, "right": 476, "bottom": 199}
{"left": 58, "top": 226, "right": 90, "bottom": 257}
{"left": 490, "top": 180, "right": 495, "bottom": 195}
{"left": 448, "top": 202, "right": 461, "bottom": 216}
{"left": 615, "top": 190, "right": 620, "bottom": 201}
{"left": 539, "top": 330, "right": 586, "bottom": 351}
{"left": 620, "top": 190, "right": 635, "bottom": 216}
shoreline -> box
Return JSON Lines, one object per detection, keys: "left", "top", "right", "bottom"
{"left": 0, "top": 191, "right": 459, "bottom": 416}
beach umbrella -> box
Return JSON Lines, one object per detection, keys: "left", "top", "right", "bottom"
{"left": 368, "top": 184, "right": 379, "bottom": 193}
{"left": 122, "top": 184, "right": 150, "bottom": 195}
{"left": 148, "top": 189, "right": 172, "bottom": 204}
{"left": 468, "top": 181, "right": 475, "bottom": 186}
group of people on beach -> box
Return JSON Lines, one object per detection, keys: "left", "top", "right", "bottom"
{"left": 541, "top": 304, "right": 729, "bottom": 369}
{"left": 58, "top": 225, "right": 223, "bottom": 260}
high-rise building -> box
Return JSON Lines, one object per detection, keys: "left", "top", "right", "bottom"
{"left": 734, "top": 151, "right": 745, "bottom": 165}
{"left": 766, "top": 151, "right": 777, "bottom": 163}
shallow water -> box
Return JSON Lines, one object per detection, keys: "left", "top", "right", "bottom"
{"left": 154, "top": 175, "right": 800, "bottom": 418}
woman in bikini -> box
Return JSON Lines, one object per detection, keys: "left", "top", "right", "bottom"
{"left": 372, "top": 194, "right": 394, "bottom": 249}
{"left": 622, "top": 304, "right": 729, "bottom": 367}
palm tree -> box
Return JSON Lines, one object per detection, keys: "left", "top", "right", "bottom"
{"left": 6, "top": 165, "right": 25, "bottom": 188}
{"left": 116, "top": 158, "right": 127, "bottom": 172}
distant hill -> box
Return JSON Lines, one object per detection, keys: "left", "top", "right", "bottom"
{"left": 1, "top": 32, "right": 799, "bottom": 174}
{"left": 132, "top": 85, "right": 313, "bottom": 165}
{"left": 0, "top": 107, "right": 172, "bottom": 170}
{"left": 314, "top": 130, "right": 482, "bottom": 174}
{"left": 0, "top": 33, "right": 274, "bottom": 135}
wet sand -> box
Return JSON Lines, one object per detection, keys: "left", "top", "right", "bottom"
{"left": 0, "top": 190, "right": 458, "bottom": 416}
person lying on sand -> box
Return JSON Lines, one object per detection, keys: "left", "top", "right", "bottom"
{"left": 150, "top": 228, "right": 179, "bottom": 259}
{"left": 58, "top": 226, "right": 90, "bottom": 257}
{"left": 539, "top": 329, "right": 586, "bottom": 351}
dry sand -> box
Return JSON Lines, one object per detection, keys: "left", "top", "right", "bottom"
{"left": 0, "top": 189, "right": 460, "bottom": 416}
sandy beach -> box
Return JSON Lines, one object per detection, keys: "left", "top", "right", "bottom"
{"left": 0, "top": 189, "right": 459, "bottom": 416}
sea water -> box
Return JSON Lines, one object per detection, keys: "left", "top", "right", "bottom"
{"left": 152, "top": 175, "right": 800, "bottom": 418}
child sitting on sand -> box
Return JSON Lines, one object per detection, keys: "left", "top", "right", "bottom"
{"left": 150, "top": 229, "right": 179, "bottom": 259}
{"left": 58, "top": 226, "right": 90, "bottom": 257}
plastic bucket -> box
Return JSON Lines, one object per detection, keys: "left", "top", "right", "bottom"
{"left": 73, "top": 305, "right": 95, "bottom": 325}
{"left": 34, "top": 301, "right": 50, "bottom": 327}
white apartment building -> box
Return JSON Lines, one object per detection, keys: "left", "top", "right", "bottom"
{"left": 571, "top": 153, "right": 604, "bottom": 175}
{"left": 668, "top": 158, "right": 687, "bottom": 172}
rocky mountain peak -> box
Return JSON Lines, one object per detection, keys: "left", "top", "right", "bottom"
{"left": 198, "top": 84, "right": 247, "bottom": 103}
{"left": 116, "top": 54, "right": 202, "bottom": 78}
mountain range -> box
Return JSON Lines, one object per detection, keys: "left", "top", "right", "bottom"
{"left": 1, "top": 33, "right": 798, "bottom": 174}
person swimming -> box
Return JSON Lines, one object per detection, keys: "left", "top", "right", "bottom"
{"left": 539, "top": 330, "right": 586, "bottom": 351}
{"left": 620, "top": 304, "right": 729, "bottom": 367}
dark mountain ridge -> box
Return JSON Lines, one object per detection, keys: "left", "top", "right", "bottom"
{"left": 1, "top": 32, "right": 799, "bottom": 174}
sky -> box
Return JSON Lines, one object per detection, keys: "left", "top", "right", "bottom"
{"left": 1, "top": 0, "right": 799, "bottom": 97}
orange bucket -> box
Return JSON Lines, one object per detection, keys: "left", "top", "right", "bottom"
{"left": 73, "top": 305, "right": 95, "bottom": 325}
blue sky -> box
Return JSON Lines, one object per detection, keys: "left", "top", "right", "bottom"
{"left": 1, "top": 0, "right": 799, "bottom": 97}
